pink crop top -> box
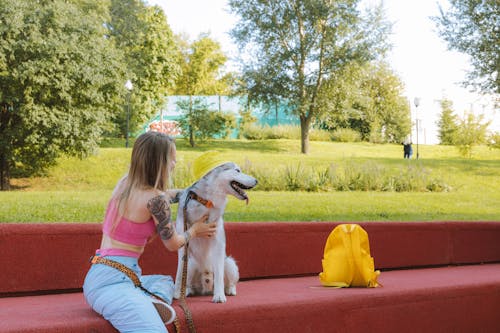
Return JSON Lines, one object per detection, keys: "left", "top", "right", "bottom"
{"left": 101, "top": 199, "right": 156, "bottom": 247}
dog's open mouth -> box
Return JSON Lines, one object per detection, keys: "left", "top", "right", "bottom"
{"left": 230, "top": 181, "right": 254, "bottom": 203}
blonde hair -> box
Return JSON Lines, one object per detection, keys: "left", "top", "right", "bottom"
{"left": 112, "top": 131, "right": 176, "bottom": 227}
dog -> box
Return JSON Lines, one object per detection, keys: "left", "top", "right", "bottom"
{"left": 173, "top": 161, "right": 257, "bottom": 303}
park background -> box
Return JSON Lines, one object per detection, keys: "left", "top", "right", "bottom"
{"left": 1, "top": 0, "right": 498, "bottom": 223}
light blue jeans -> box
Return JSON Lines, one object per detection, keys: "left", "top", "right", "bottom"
{"left": 83, "top": 255, "right": 175, "bottom": 333}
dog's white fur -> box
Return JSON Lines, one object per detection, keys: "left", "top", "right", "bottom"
{"left": 174, "top": 162, "right": 257, "bottom": 303}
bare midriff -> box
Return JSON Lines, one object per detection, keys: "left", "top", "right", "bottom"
{"left": 100, "top": 234, "right": 145, "bottom": 256}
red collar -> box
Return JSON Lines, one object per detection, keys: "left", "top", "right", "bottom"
{"left": 187, "top": 190, "right": 213, "bottom": 208}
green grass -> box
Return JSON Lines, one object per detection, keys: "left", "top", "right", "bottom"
{"left": 1, "top": 139, "right": 499, "bottom": 223}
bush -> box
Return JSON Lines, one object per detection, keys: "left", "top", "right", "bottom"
{"left": 488, "top": 132, "right": 500, "bottom": 149}
{"left": 240, "top": 159, "right": 450, "bottom": 193}
{"left": 240, "top": 124, "right": 331, "bottom": 141}
{"left": 309, "top": 128, "right": 332, "bottom": 141}
{"left": 331, "top": 128, "right": 361, "bottom": 142}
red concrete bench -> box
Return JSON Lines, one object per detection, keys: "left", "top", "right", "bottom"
{"left": 1, "top": 221, "right": 499, "bottom": 333}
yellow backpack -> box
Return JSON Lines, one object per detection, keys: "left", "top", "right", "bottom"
{"left": 319, "top": 224, "right": 381, "bottom": 288}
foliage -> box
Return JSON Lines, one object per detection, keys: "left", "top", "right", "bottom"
{"left": 320, "top": 61, "right": 411, "bottom": 143}
{"left": 488, "top": 132, "right": 500, "bottom": 149}
{"left": 243, "top": 160, "right": 450, "bottom": 192}
{"left": 331, "top": 128, "right": 361, "bottom": 142}
{"left": 455, "top": 112, "right": 490, "bottom": 158}
{"left": 108, "top": 0, "right": 179, "bottom": 137}
{"left": 172, "top": 33, "right": 228, "bottom": 96}
{"left": 4, "top": 140, "right": 500, "bottom": 222}
{"left": 240, "top": 124, "right": 332, "bottom": 141}
{"left": 236, "top": 109, "right": 257, "bottom": 138}
{"left": 177, "top": 97, "right": 236, "bottom": 145}
{"left": 0, "top": 0, "right": 125, "bottom": 190}
{"left": 433, "top": 0, "right": 499, "bottom": 94}
{"left": 229, "top": 0, "right": 392, "bottom": 153}
{"left": 171, "top": 34, "right": 232, "bottom": 146}
{"left": 436, "top": 98, "right": 459, "bottom": 145}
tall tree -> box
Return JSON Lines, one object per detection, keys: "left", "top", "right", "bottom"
{"left": 0, "top": 0, "right": 125, "bottom": 190}
{"left": 109, "top": 0, "right": 179, "bottom": 138}
{"left": 319, "top": 61, "right": 411, "bottom": 143}
{"left": 229, "top": 0, "right": 391, "bottom": 153}
{"left": 436, "top": 98, "right": 459, "bottom": 145}
{"left": 455, "top": 112, "right": 490, "bottom": 158}
{"left": 434, "top": 0, "right": 499, "bottom": 94}
{"left": 172, "top": 34, "right": 229, "bottom": 146}
{"left": 172, "top": 33, "right": 228, "bottom": 96}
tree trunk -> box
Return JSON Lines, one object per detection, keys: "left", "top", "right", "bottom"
{"left": 189, "top": 95, "right": 195, "bottom": 147}
{"left": 0, "top": 152, "right": 10, "bottom": 191}
{"left": 300, "top": 116, "right": 311, "bottom": 154}
{"left": 0, "top": 104, "right": 11, "bottom": 191}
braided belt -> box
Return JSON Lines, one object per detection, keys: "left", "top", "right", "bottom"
{"left": 90, "top": 255, "right": 167, "bottom": 302}
{"left": 90, "top": 255, "right": 182, "bottom": 332}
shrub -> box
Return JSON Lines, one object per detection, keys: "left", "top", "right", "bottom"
{"left": 239, "top": 160, "right": 450, "bottom": 193}
{"left": 309, "top": 128, "right": 332, "bottom": 141}
{"left": 331, "top": 128, "right": 361, "bottom": 142}
{"left": 241, "top": 124, "right": 331, "bottom": 141}
{"left": 488, "top": 132, "right": 500, "bottom": 149}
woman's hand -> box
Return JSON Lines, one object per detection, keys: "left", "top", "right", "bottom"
{"left": 189, "top": 216, "right": 217, "bottom": 239}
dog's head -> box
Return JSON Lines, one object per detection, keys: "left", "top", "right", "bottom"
{"left": 202, "top": 162, "right": 258, "bottom": 203}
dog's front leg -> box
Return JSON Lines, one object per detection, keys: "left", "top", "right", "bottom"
{"left": 212, "top": 233, "right": 227, "bottom": 303}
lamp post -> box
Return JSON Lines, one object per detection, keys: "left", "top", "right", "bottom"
{"left": 413, "top": 97, "right": 420, "bottom": 159}
{"left": 125, "top": 80, "right": 133, "bottom": 148}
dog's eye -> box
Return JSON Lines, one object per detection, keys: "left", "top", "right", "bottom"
{"left": 235, "top": 169, "right": 241, "bottom": 173}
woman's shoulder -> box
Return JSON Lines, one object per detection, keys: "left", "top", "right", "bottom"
{"left": 141, "top": 188, "right": 166, "bottom": 202}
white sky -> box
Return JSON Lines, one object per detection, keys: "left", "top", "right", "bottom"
{"left": 149, "top": 0, "right": 498, "bottom": 144}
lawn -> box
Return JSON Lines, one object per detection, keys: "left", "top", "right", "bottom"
{"left": 1, "top": 139, "right": 499, "bottom": 223}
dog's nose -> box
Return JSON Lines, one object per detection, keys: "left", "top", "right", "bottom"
{"left": 205, "top": 279, "right": 210, "bottom": 284}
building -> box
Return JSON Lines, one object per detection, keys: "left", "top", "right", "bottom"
{"left": 141, "top": 95, "right": 298, "bottom": 138}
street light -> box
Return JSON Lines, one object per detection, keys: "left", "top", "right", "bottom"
{"left": 413, "top": 97, "right": 420, "bottom": 159}
{"left": 125, "top": 80, "right": 133, "bottom": 148}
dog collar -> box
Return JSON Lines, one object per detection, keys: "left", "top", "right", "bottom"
{"left": 187, "top": 190, "right": 214, "bottom": 208}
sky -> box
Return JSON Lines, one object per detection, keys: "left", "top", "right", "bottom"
{"left": 149, "top": 0, "right": 498, "bottom": 144}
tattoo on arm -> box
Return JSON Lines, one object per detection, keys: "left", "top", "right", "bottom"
{"left": 147, "top": 195, "right": 174, "bottom": 240}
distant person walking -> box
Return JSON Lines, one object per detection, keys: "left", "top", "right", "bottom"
{"left": 403, "top": 142, "right": 413, "bottom": 159}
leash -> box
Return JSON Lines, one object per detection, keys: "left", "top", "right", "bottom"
{"left": 176, "top": 190, "right": 214, "bottom": 333}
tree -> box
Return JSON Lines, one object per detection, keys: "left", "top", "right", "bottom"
{"left": 0, "top": 0, "right": 125, "bottom": 190}
{"left": 176, "top": 98, "right": 236, "bottom": 145}
{"left": 436, "top": 99, "right": 459, "bottom": 145}
{"left": 434, "top": 0, "right": 499, "bottom": 94}
{"left": 172, "top": 34, "right": 230, "bottom": 146}
{"left": 229, "top": 0, "right": 391, "bottom": 153}
{"left": 172, "top": 33, "right": 228, "bottom": 96}
{"left": 319, "top": 61, "right": 411, "bottom": 143}
{"left": 455, "top": 112, "right": 490, "bottom": 158}
{"left": 109, "top": 0, "right": 179, "bottom": 138}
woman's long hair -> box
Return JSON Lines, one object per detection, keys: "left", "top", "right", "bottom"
{"left": 111, "top": 131, "right": 175, "bottom": 228}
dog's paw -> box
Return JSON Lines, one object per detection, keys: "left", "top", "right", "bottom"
{"left": 225, "top": 285, "right": 237, "bottom": 296}
{"left": 212, "top": 294, "right": 227, "bottom": 303}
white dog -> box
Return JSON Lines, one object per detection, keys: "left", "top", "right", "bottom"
{"left": 174, "top": 161, "right": 257, "bottom": 303}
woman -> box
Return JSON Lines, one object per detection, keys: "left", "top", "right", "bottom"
{"left": 83, "top": 131, "right": 216, "bottom": 333}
